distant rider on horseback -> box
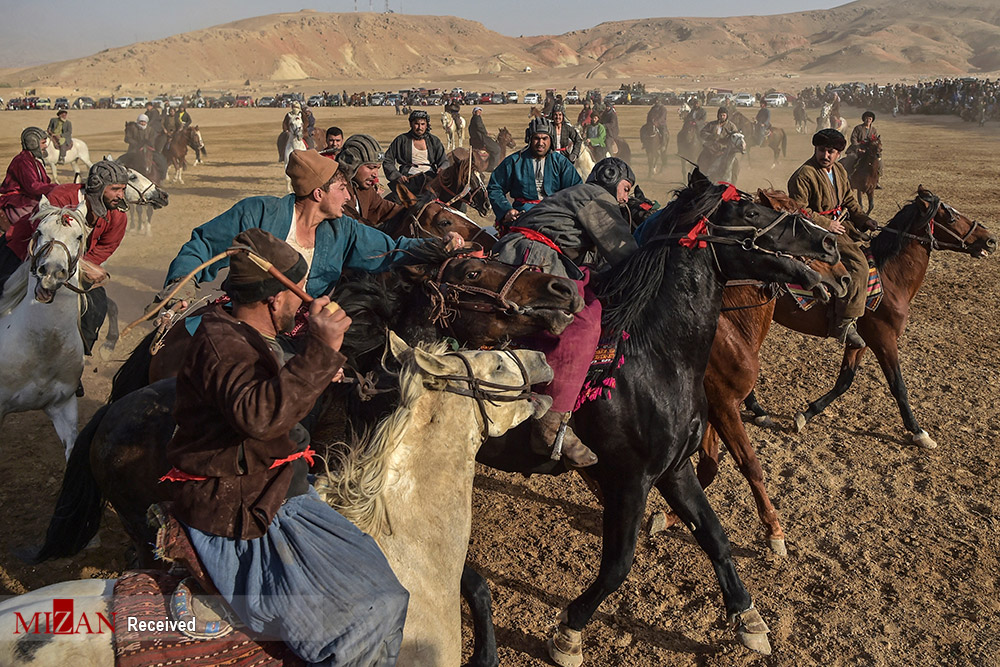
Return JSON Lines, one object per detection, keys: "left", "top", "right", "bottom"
{"left": 787, "top": 128, "right": 880, "bottom": 349}
{"left": 698, "top": 107, "right": 739, "bottom": 168}
{"left": 841, "top": 111, "right": 882, "bottom": 179}
{"left": 488, "top": 116, "right": 581, "bottom": 226}
{"left": 647, "top": 97, "right": 668, "bottom": 131}
{"left": 46, "top": 109, "right": 72, "bottom": 164}
{"left": 491, "top": 157, "right": 639, "bottom": 467}
{"left": 125, "top": 113, "right": 169, "bottom": 180}
{"left": 469, "top": 106, "right": 502, "bottom": 170}
{"left": 754, "top": 99, "right": 771, "bottom": 146}
{"left": 382, "top": 109, "right": 450, "bottom": 195}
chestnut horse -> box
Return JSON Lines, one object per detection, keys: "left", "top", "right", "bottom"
{"left": 730, "top": 110, "right": 787, "bottom": 169}
{"left": 423, "top": 147, "right": 492, "bottom": 218}
{"left": 685, "top": 189, "right": 994, "bottom": 552}
{"left": 847, "top": 135, "right": 882, "bottom": 214}
{"left": 165, "top": 124, "right": 204, "bottom": 184}
{"left": 388, "top": 184, "right": 496, "bottom": 252}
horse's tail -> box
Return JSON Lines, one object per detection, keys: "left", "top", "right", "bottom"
{"left": 781, "top": 130, "right": 787, "bottom": 157}
{"left": 109, "top": 329, "right": 155, "bottom": 402}
{"left": 33, "top": 403, "right": 110, "bottom": 562}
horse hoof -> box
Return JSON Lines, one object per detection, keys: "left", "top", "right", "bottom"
{"left": 768, "top": 537, "right": 787, "bottom": 556}
{"left": 912, "top": 430, "right": 937, "bottom": 449}
{"left": 753, "top": 414, "right": 775, "bottom": 428}
{"left": 729, "top": 606, "right": 771, "bottom": 655}
{"left": 548, "top": 623, "right": 584, "bottom": 667}
{"left": 792, "top": 413, "right": 807, "bottom": 433}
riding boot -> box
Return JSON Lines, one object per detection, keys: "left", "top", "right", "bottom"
{"left": 530, "top": 409, "right": 598, "bottom": 468}
{"left": 57, "top": 146, "right": 66, "bottom": 164}
{"left": 832, "top": 317, "right": 866, "bottom": 349}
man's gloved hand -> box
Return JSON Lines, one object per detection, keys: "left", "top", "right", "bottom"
{"left": 144, "top": 278, "right": 198, "bottom": 315}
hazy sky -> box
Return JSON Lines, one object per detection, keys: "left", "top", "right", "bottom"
{"left": 2, "top": 0, "right": 847, "bottom": 67}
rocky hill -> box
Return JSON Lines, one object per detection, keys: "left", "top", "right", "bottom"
{"left": 4, "top": 0, "right": 999, "bottom": 92}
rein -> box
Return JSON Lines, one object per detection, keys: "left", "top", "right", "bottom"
{"left": 406, "top": 197, "right": 494, "bottom": 247}
{"left": 126, "top": 177, "right": 159, "bottom": 205}
{"left": 720, "top": 281, "right": 779, "bottom": 312}
{"left": 423, "top": 260, "right": 535, "bottom": 328}
{"left": 28, "top": 215, "right": 87, "bottom": 295}
{"left": 436, "top": 349, "right": 534, "bottom": 439}
{"left": 874, "top": 196, "right": 982, "bottom": 252}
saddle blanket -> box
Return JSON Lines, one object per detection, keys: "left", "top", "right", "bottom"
{"left": 786, "top": 252, "right": 883, "bottom": 312}
{"left": 113, "top": 570, "right": 303, "bottom": 667}
{"left": 574, "top": 330, "right": 629, "bottom": 411}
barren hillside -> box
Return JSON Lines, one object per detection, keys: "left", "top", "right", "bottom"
{"left": 4, "top": 0, "right": 999, "bottom": 93}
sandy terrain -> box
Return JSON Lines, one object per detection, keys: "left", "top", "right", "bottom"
{"left": 0, "top": 103, "right": 998, "bottom": 666}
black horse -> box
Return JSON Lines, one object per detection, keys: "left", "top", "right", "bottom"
{"left": 474, "top": 169, "right": 839, "bottom": 664}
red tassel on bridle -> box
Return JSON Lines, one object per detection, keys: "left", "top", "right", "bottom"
{"left": 679, "top": 217, "right": 709, "bottom": 249}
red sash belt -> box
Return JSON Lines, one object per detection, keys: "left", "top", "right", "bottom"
{"left": 160, "top": 446, "right": 317, "bottom": 482}
{"left": 513, "top": 198, "right": 542, "bottom": 205}
{"left": 507, "top": 226, "right": 563, "bottom": 254}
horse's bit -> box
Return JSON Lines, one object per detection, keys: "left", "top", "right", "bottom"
{"left": 28, "top": 225, "right": 85, "bottom": 294}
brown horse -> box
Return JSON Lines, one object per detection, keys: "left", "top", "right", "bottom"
{"left": 423, "top": 148, "right": 491, "bottom": 218}
{"left": 730, "top": 110, "right": 786, "bottom": 169}
{"left": 657, "top": 190, "right": 851, "bottom": 554}
{"left": 676, "top": 117, "right": 701, "bottom": 179}
{"left": 639, "top": 121, "right": 669, "bottom": 177}
{"left": 164, "top": 125, "right": 204, "bottom": 184}
{"left": 387, "top": 183, "right": 497, "bottom": 252}
{"left": 847, "top": 136, "right": 882, "bottom": 214}
{"left": 679, "top": 189, "right": 995, "bottom": 553}
{"left": 496, "top": 127, "right": 516, "bottom": 163}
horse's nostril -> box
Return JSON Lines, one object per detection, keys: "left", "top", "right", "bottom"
{"left": 840, "top": 275, "right": 851, "bottom": 289}
{"left": 548, "top": 279, "right": 575, "bottom": 300}
{"left": 987, "top": 237, "right": 998, "bottom": 251}
{"left": 823, "top": 236, "right": 837, "bottom": 254}
{"left": 37, "top": 265, "right": 47, "bottom": 276}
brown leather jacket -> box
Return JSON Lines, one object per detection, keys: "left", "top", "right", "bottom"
{"left": 345, "top": 180, "right": 403, "bottom": 228}
{"left": 166, "top": 305, "right": 346, "bottom": 539}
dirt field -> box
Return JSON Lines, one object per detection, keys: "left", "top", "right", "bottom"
{"left": 0, "top": 104, "right": 998, "bottom": 666}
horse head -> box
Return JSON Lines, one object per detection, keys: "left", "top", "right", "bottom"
{"left": 729, "top": 132, "right": 747, "bottom": 154}
{"left": 496, "top": 127, "right": 516, "bottom": 150}
{"left": 186, "top": 126, "right": 204, "bottom": 151}
{"left": 30, "top": 195, "right": 87, "bottom": 303}
{"left": 396, "top": 247, "right": 583, "bottom": 347}
{"left": 394, "top": 186, "right": 495, "bottom": 251}
{"left": 918, "top": 188, "right": 995, "bottom": 257}
{"left": 678, "top": 169, "right": 839, "bottom": 288}
{"left": 387, "top": 332, "right": 553, "bottom": 438}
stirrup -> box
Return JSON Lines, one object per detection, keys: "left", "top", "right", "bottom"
{"left": 169, "top": 577, "right": 238, "bottom": 639}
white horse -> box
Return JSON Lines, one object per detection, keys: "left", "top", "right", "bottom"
{"left": 41, "top": 137, "right": 93, "bottom": 184}
{"left": 282, "top": 113, "right": 307, "bottom": 192}
{"left": 574, "top": 138, "right": 597, "bottom": 181}
{"left": 0, "top": 334, "right": 551, "bottom": 667}
{"left": 440, "top": 111, "right": 466, "bottom": 151}
{"left": 816, "top": 102, "right": 833, "bottom": 130}
{"left": 103, "top": 154, "right": 171, "bottom": 236}
{"left": 0, "top": 196, "right": 88, "bottom": 459}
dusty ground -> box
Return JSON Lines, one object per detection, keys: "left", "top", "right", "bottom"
{"left": 0, "top": 104, "right": 998, "bottom": 666}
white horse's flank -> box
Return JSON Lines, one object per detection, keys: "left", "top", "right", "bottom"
{"left": 283, "top": 114, "right": 307, "bottom": 192}
{"left": 42, "top": 138, "right": 93, "bottom": 184}
{"left": 574, "top": 139, "right": 597, "bottom": 181}
{"left": 0, "top": 196, "right": 88, "bottom": 459}
{"left": 0, "top": 335, "right": 552, "bottom": 667}
{"left": 440, "top": 111, "right": 466, "bottom": 151}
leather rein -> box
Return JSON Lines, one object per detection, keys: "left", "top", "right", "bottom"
{"left": 28, "top": 213, "right": 88, "bottom": 295}
{"left": 423, "top": 258, "right": 536, "bottom": 328}
{"left": 874, "top": 196, "right": 984, "bottom": 253}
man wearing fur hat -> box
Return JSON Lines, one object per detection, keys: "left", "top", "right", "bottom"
{"left": 163, "top": 227, "right": 409, "bottom": 665}
{"left": 788, "top": 128, "right": 880, "bottom": 349}
{"left": 491, "top": 156, "right": 638, "bottom": 467}
{"left": 487, "top": 116, "right": 581, "bottom": 226}
{"left": 337, "top": 134, "right": 403, "bottom": 228}
{"left": 154, "top": 149, "right": 465, "bottom": 311}
{"left": 382, "top": 109, "right": 450, "bottom": 194}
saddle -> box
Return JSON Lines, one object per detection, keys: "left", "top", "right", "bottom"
{"left": 785, "top": 251, "right": 883, "bottom": 312}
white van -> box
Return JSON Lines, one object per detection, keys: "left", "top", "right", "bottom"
{"left": 523, "top": 92, "right": 540, "bottom": 105}
{"left": 505, "top": 91, "right": 519, "bottom": 104}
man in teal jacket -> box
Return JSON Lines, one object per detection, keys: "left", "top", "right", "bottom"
{"left": 156, "top": 149, "right": 463, "bottom": 307}
{"left": 487, "top": 117, "right": 581, "bottom": 227}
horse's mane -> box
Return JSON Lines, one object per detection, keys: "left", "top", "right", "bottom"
{"left": 0, "top": 262, "right": 30, "bottom": 316}
{"left": 313, "top": 338, "right": 451, "bottom": 536}
{"left": 869, "top": 191, "right": 940, "bottom": 268}
{"left": 597, "top": 182, "right": 732, "bottom": 348}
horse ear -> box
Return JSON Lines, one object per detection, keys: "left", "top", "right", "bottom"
{"left": 395, "top": 181, "right": 418, "bottom": 208}
{"left": 689, "top": 168, "right": 711, "bottom": 190}
{"left": 411, "top": 345, "right": 465, "bottom": 379}
{"left": 38, "top": 195, "right": 52, "bottom": 212}
{"left": 75, "top": 197, "right": 88, "bottom": 219}
{"left": 397, "top": 263, "right": 434, "bottom": 284}
{"left": 387, "top": 330, "right": 411, "bottom": 362}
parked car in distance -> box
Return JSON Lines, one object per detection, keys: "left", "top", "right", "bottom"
{"left": 131, "top": 96, "right": 149, "bottom": 108}
{"left": 35, "top": 97, "right": 53, "bottom": 110}
{"left": 235, "top": 95, "right": 253, "bottom": 107}
{"left": 732, "top": 93, "right": 757, "bottom": 107}
{"left": 257, "top": 96, "right": 276, "bottom": 107}
{"left": 565, "top": 89, "right": 580, "bottom": 104}
{"left": 763, "top": 93, "right": 788, "bottom": 107}
{"left": 479, "top": 92, "right": 493, "bottom": 104}
{"left": 113, "top": 97, "right": 132, "bottom": 109}
{"left": 73, "top": 96, "right": 95, "bottom": 109}
{"left": 53, "top": 97, "right": 70, "bottom": 110}
{"left": 307, "top": 94, "right": 325, "bottom": 107}
{"left": 523, "top": 92, "right": 540, "bottom": 105}
{"left": 427, "top": 94, "right": 443, "bottom": 106}
{"left": 168, "top": 96, "right": 184, "bottom": 108}
{"left": 604, "top": 90, "right": 626, "bottom": 105}
{"left": 505, "top": 90, "right": 519, "bottom": 104}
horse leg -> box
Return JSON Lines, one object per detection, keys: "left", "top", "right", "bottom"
{"left": 461, "top": 564, "right": 498, "bottom": 667}
{"left": 868, "top": 335, "right": 935, "bottom": 448}
{"left": 100, "top": 297, "right": 120, "bottom": 359}
{"left": 793, "top": 346, "right": 867, "bottom": 432}
{"left": 654, "top": 465, "right": 770, "bottom": 654}
{"left": 866, "top": 191, "right": 874, "bottom": 215}
{"left": 743, "top": 390, "right": 775, "bottom": 427}
{"left": 45, "top": 396, "right": 78, "bottom": 460}
{"left": 552, "top": 480, "right": 649, "bottom": 667}
{"left": 659, "top": 424, "right": 719, "bottom": 531}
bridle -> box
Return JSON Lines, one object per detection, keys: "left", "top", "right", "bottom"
{"left": 875, "top": 194, "right": 984, "bottom": 253}
{"left": 126, "top": 174, "right": 159, "bottom": 205}
{"left": 434, "top": 349, "right": 535, "bottom": 439}
{"left": 406, "top": 196, "right": 494, "bottom": 247}
{"left": 423, "top": 257, "right": 536, "bottom": 328}
{"left": 429, "top": 150, "right": 490, "bottom": 216}
{"left": 28, "top": 213, "right": 85, "bottom": 294}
